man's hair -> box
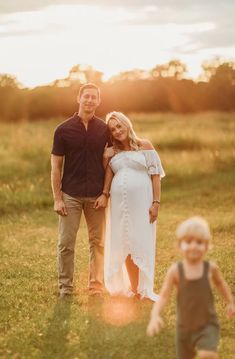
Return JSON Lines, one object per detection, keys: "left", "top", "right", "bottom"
{"left": 78, "top": 83, "right": 100, "bottom": 99}
{"left": 176, "top": 216, "right": 211, "bottom": 242}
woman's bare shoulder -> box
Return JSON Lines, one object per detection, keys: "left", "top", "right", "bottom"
{"left": 139, "top": 139, "right": 155, "bottom": 150}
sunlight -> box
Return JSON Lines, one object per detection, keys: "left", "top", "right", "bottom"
{"left": 0, "top": 3, "right": 219, "bottom": 87}
{"left": 102, "top": 296, "right": 139, "bottom": 327}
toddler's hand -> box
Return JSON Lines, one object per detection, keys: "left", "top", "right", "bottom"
{"left": 226, "top": 303, "right": 235, "bottom": 319}
{"left": 146, "top": 315, "right": 164, "bottom": 337}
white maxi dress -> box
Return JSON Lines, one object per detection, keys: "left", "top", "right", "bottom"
{"left": 104, "top": 150, "right": 165, "bottom": 301}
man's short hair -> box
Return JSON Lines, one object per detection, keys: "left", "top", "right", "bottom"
{"left": 78, "top": 83, "right": 100, "bottom": 99}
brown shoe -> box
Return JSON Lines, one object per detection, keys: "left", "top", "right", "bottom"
{"left": 88, "top": 290, "right": 103, "bottom": 297}
{"left": 59, "top": 292, "right": 72, "bottom": 300}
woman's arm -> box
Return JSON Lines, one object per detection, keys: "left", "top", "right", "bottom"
{"left": 140, "top": 139, "right": 161, "bottom": 223}
{"left": 103, "top": 164, "right": 114, "bottom": 194}
{"left": 94, "top": 165, "right": 114, "bottom": 209}
{"left": 211, "top": 262, "right": 235, "bottom": 319}
{"left": 149, "top": 174, "right": 161, "bottom": 223}
{"left": 103, "top": 144, "right": 115, "bottom": 169}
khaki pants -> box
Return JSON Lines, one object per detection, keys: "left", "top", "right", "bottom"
{"left": 58, "top": 193, "right": 105, "bottom": 294}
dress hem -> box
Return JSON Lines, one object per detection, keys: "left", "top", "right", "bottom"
{"left": 105, "top": 252, "right": 159, "bottom": 302}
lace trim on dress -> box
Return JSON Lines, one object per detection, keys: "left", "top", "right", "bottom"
{"left": 105, "top": 252, "right": 158, "bottom": 301}
{"left": 109, "top": 150, "right": 165, "bottom": 178}
{"left": 106, "top": 252, "right": 152, "bottom": 282}
{"left": 109, "top": 151, "right": 146, "bottom": 172}
{"left": 142, "top": 150, "right": 165, "bottom": 178}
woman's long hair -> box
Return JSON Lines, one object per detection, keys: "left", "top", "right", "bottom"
{"left": 106, "top": 111, "right": 141, "bottom": 152}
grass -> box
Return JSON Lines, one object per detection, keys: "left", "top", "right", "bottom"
{"left": 0, "top": 112, "right": 235, "bottom": 358}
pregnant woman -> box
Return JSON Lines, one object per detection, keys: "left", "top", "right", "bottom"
{"left": 102, "top": 112, "right": 165, "bottom": 301}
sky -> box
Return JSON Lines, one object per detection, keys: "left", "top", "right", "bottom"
{"left": 0, "top": 0, "right": 234, "bottom": 87}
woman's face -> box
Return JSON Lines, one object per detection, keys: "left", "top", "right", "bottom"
{"left": 108, "top": 119, "right": 128, "bottom": 143}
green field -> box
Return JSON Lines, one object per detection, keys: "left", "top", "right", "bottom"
{"left": 0, "top": 112, "right": 235, "bottom": 358}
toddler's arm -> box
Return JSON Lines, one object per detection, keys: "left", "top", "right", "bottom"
{"left": 147, "top": 263, "right": 177, "bottom": 336}
{"left": 211, "top": 262, "right": 235, "bottom": 319}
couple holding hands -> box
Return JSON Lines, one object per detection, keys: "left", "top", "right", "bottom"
{"left": 51, "top": 82, "right": 165, "bottom": 301}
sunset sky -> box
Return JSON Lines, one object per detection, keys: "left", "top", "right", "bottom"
{"left": 0, "top": 0, "right": 234, "bottom": 87}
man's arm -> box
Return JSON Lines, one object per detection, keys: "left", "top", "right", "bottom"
{"left": 51, "top": 154, "right": 67, "bottom": 216}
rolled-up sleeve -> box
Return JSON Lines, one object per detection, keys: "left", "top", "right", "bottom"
{"left": 51, "top": 128, "right": 65, "bottom": 156}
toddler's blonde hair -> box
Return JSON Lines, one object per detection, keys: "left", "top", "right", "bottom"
{"left": 176, "top": 216, "right": 211, "bottom": 242}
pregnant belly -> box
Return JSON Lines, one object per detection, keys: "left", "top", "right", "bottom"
{"left": 111, "top": 168, "right": 151, "bottom": 195}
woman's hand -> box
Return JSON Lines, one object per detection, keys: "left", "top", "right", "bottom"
{"left": 93, "top": 194, "right": 108, "bottom": 209}
{"left": 149, "top": 203, "right": 159, "bottom": 223}
{"left": 103, "top": 143, "right": 115, "bottom": 159}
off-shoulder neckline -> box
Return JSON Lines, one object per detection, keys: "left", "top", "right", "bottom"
{"left": 110, "top": 149, "right": 156, "bottom": 162}
{"left": 115, "top": 149, "right": 156, "bottom": 153}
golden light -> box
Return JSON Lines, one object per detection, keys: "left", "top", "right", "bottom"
{"left": 102, "top": 296, "right": 139, "bottom": 327}
{"left": 0, "top": 3, "right": 224, "bottom": 87}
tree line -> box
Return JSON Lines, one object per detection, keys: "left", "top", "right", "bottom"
{"left": 0, "top": 58, "right": 235, "bottom": 122}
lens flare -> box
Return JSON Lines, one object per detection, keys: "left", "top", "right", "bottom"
{"left": 102, "top": 296, "right": 139, "bottom": 327}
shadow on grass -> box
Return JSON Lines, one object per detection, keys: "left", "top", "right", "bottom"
{"left": 40, "top": 299, "right": 71, "bottom": 359}
{"left": 85, "top": 296, "right": 174, "bottom": 359}
{"left": 86, "top": 296, "right": 139, "bottom": 358}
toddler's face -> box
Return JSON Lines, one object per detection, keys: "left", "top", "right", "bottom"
{"left": 179, "top": 236, "right": 208, "bottom": 262}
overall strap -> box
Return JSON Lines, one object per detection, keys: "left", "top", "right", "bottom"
{"left": 203, "top": 261, "right": 210, "bottom": 278}
{"left": 177, "top": 261, "right": 184, "bottom": 280}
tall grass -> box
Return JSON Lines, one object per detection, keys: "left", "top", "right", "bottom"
{"left": 0, "top": 112, "right": 235, "bottom": 358}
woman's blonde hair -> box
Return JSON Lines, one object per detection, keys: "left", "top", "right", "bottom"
{"left": 106, "top": 111, "right": 141, "bottom": 151}
{"left": 176, "top": 216, "right": 211, "bottom": 242}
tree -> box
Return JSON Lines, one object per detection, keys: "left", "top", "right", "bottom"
{"left": 52, "top": 65, "right": 103, "bottom": 88}
{"left": 0, "top": 73, "right": 20, "bottom": 88}
{"left": 0, "top": 74, "right": 25, "bottom": 121}
{"left": 151, "top": 64, "right": 168, "bottom": 78}
{"left": 109, "top": 69, "right": 149, "bottom": 82}
{"left": 67, "top": 65, "right": 103, "bottom": 84}
{"left": 167, "top": 59, "right": 187, "bottom": 80}
{"left": 211, "top": 62, "right": 235, "bottom": 85}
{"left": 151, "top": 60, "right": 187, "bottom": 80}
{"left": 201, "top": 57, "right": 235, "bottom": 84}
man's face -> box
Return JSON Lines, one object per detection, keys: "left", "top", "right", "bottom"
{"left": 78, "top": 88, "right": 100, "bottom": 114}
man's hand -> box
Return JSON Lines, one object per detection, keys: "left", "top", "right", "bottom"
{"left": 149, "top": 203, "right": 159, "bottom": 223}
{"left": 94, "top": 194, "right": 108, "bottom": 209}
{"left": 146, "top": 315, "right": 164, "bottom": 337}
{"left": 54, "top": 199, "right": 67, "bottom": 216}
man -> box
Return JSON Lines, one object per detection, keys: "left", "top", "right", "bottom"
{"left": 51, "top": 83, "right": 110, "bottom": 299}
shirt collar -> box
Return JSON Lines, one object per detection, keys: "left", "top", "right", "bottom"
{"left": 74, "top": 112, "right": 95, "bottom": 123}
